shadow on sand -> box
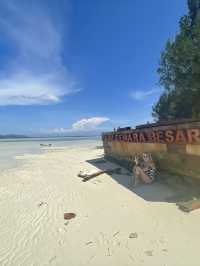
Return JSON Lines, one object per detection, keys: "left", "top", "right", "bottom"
{"left": 87, "top": 157, "right": 200, "bottom": 204}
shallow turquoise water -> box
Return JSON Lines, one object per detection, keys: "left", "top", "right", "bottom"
{"left": 0, "top": 137, "right": 101, "bottom": 172}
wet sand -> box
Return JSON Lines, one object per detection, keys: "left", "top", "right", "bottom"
{"left": 0, "top": 143, "right": 200, "bottom": 266}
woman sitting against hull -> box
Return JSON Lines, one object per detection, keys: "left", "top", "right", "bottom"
{"left": 132, "top": 153, "right": 156, "bottom": 187}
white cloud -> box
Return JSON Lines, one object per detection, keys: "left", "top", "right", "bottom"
{"left": 0, "top": 71, "right": 76, "bottom": 105}
{"left": 0, "top": 0, "right": 79, "bottom": 105}
{"left": 44, "top": 117, "right": 110, "bottom": 135}
{"left": 72, "top": 117, "right": 110, "bottom": 130}
{"left": 130, "top": 88, "right": 161, "bottom": 101}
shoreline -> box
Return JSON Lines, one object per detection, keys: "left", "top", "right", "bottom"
{"left": 0, "top": 138, "right": 100, "bottom": 172}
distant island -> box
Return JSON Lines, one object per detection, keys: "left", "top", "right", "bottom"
{"left": 0, "top": 134, "right": 29, "bottom": 139}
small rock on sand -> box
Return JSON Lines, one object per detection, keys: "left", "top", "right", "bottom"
{"left": 38, "top": 201, "right": 48, "bottom": 207}
{"left": 129, "top": 232, "right": 138, "bottom": 239}
{"left": 64, "top": 213, "right": 76, "bottom": 220}
{"left": 85, "top": 241, "right": 93, "bottom": 245}
{"left": 145, "top": 250, "right": 153, "bottom": 256}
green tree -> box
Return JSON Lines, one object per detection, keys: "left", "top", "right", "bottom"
{"left": 188, "top": 0, "right": 200, "bottom": 24}
{"left": 153, "top": 0, "right": 200, "bottom": 120}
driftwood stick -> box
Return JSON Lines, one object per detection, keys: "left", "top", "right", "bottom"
{"left": 78, "top": 168, "right": 121, "bottom": 182}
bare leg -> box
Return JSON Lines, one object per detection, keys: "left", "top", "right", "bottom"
{"left": 139, "top": 169, "right": 154, "bottom": 184}
{"left": 131, "top": 166, "right": 141, "bottom": 187}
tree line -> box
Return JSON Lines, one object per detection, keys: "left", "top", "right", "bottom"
{"left": 153, "top": 0, "right": 200, "bottom": 121}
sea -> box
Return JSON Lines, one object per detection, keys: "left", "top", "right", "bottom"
{"left": 0, "top": 136, "right": 101, "bottom": 172}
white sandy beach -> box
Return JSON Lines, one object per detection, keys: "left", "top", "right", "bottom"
{"left": 0, "top": 142, "right": 200, "bottom": 266}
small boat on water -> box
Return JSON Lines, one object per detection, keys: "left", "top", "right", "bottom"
{"left": 40, "top": 143, "right": 52, "bottom": 147}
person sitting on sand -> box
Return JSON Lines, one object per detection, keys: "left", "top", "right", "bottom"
{"left": 131, "top": 153, "right": 156, "bottom": 187}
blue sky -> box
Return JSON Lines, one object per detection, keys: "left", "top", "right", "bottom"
{"left": 0, "top": 0, "right": 187, "bottom": 135}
